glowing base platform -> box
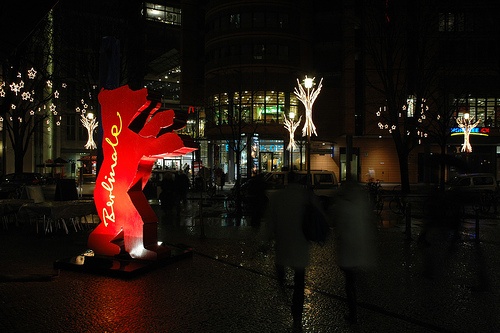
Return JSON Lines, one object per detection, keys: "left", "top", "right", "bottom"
{"left": 54, "top": 244, "right": 193, "bottom": 278}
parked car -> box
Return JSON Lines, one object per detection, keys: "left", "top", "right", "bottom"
{"left": 262, "top": 170, "right": 339, "bottom": 197}
{"left": 445, "top": 173, "right": 498, "bottom": 193}
{"left": 0, "top": 172, "right": 47, "bottom": 199}
{"left": 445, "top": 173, "right": 499, "bottom": 210}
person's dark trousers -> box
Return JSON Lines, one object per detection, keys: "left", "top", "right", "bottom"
{"left": 275, "top": 265, "right": 306, "bottom": 326}
{"left": 276, "top": 264, "right": 286, "bottom": 286}
{"left": 341, "top": 267, "right": 357, "bottom": 323}
{"left": 292, "top": 268, "right": 305, "bottom": 325}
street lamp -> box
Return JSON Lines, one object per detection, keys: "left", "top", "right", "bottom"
{"left": 456, "top": 112, "right": 481, "bottom": 153}
{"left": 294, "top": 75, "right": 323, "bottom": 184}
{"left": 283, "top": 111, "right": 302, "bottom": 171}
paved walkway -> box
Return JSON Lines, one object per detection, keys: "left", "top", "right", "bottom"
{"left": 0, "top": 191, "right": 499, "bottom": 332}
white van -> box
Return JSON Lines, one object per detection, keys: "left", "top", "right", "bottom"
{"left": 446, "top": 173, "right": 498, "bottom": 193}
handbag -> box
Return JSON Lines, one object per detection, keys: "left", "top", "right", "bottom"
{"left": 302, "top": 198, "right": 330, "bottom": 244}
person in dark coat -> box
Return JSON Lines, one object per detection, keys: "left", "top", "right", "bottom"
{"left": 330, "top": 179, "right": 377, "bottom": 324}
{"left": 261, "top": 171, "right": 315, "bottom": 332}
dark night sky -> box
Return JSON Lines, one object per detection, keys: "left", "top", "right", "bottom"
{"left": 0, "top": 1, "right": 59, "bottom": 62}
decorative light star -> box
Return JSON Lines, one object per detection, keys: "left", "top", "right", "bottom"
{"left": 9, "top": 82, "right": 21, "bottom": 95}
{"left": 28, "top": 68, "right": 37, "bottom": 79}
{"left": 21, "top": 92, "right": 31, "bottom": 100}
{"left": 46, "top": 80, "right": 52, "bottom": 88}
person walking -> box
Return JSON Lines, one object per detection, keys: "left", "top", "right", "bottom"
{"left": 330, "top": 179, "right": 377, "bottom": 324}
{"left": 262, "top": 171, "right": 317, "bottom": 332}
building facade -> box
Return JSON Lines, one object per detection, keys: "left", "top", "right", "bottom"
{"left": 2, "top": 0, "right": 500, "bottom": 187}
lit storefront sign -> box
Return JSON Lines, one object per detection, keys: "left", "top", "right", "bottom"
{"left": 88, "top": 85, "right": 196, "bottom": 261}
{"left": 450, "top": 127, "right": 489, "bottom": 135}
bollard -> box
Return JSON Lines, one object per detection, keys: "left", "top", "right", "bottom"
{"left": 405, "top": 202, "right": 412, "bottom": 241}
{"left": 475, "top": 208, "right": 480, "bottom": 243}
{"left": 199, "top": 188, "right": 205, "bottom": 239}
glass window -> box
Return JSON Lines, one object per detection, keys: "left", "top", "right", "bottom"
{"left": 267, "top": 44, "right": 277, "bottom": 60}
{"left": 253, "top": 44, "right": 265, "bottom": 60}
{"left": 77, "top": 117, "right": 86, "bottom": 141}
{"left": 277, "top": 92, "right": 285, "bottom": 123}
{"left": 144, "top": 3, "right": 181, "bottom": 26}
{"left": 290, "top": 94, "right": 299, "bottom": 120}
{"left": 253, "top": 12, "right": 265, "bottom": 28}
{"left": 254, "top": 92, "right": 265, "bottom": 122}
{"left": 438, "top": 12, "right": 467, "bottom": 32}
{"left": 278, "top": 13, "right": 289, "bottom": 29}
{"left": 266, "top": 12, "right": 278, "bottom": 28}
{"left": 230, "top": 44, "right": 240, "bottom": 57}
{"left": 241, "top": 91, "right": 253, "bottom": 122}
{"left": 230, "top": 14, "right": 240, "bottom": 29}
{"left": 66, "top": 114, "right": 76, "bottom": 140}
{"left": 278, "top": 45, "right": 289, "bottom": 61}
{"left": 241, "top": 12, "right": 252, "bottom": 28}
{"left": 210, "top": 91, "right": 296, "bottom": 126}
{"left": 265, "top": 91, "right": 278, "bottom": 123}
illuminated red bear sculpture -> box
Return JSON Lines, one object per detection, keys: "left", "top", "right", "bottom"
{"left": 88, "top": 85, "right": 196, "bottom": 261}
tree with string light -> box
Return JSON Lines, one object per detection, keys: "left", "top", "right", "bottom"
{"left": 0, "top": 65, "right": 66, "bottom": 173}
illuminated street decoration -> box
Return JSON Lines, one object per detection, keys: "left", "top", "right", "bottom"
{"left": 283, "top": 112, "right": 302, "bottom": 151}
{"left": 294, "top": 76, "right": 323, "bottom": 138}
{"left": 456, "top": 113, "right": 481, "bottom": 153}
{"left": 284, "top": 112, "right": 301, "bottom": 170}
{"left": 80, "top": 112, "right": 98, "bottom": 149}
{"left": 88, "top": 85, "right": 197, "bottom": 261}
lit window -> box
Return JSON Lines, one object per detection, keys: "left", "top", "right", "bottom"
{"left": 144, "top": 3, "right": 181, "bottom": 26}
{"left": 439, "top": 12, "right": 467, "bottom": 32}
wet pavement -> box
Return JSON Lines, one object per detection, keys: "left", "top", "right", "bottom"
{"left": 0, "top": 187, "right": 499, "bottom": 333}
